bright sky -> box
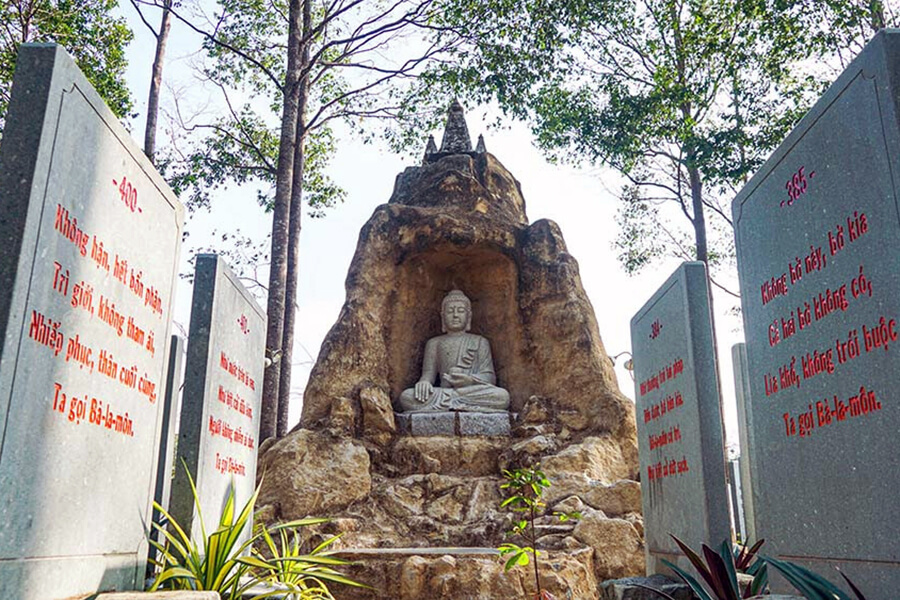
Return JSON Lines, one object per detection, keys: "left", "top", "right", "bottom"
{"left": 117, "top": 4, "right": 745, "bottom": 450}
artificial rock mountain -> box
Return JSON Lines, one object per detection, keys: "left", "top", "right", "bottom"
{"left": 257, "top": 103, "right": 645, "bottom": 599}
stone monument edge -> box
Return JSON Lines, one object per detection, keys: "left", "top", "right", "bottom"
{"left": 24, "top": 44, "right": 184, "bottom": 218}
{"left": 0, "top": 45, "right": 61, "bottom": 370}
{"left": 154, "top": 335, "right": 185, "bottom": 514}
{"left": 170, "top": 255, "right": 221, "bottom": 535}
{"left": 0, "top": 43, "right": 185, "bottom": 598}
{"left": 629, "top": 262, "right": 695, "bottom": 332}
{"left": 731, "top": 343, "right": 757, "bottom": 543}
{"left": 681, "top": 262, "right": 731, "bottom": 548}
{"left": 731, "top": 29, "right": 900, "bottom": 229}
{"left": 199, "top": 254, "right": 264, "bottom": 479}
{"left": 196, "top": 253, "right": 265, "bottom": 321}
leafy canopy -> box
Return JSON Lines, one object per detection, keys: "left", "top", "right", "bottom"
{"left": 406, "top": 0, "right": 886, "bottom": 279}
{"left": 0, "top": 0, "right": 133, "bottom": 137}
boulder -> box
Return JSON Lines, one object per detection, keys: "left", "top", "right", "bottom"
{"left": 360, "top": 385, "right": 396, "bottom": 445}
{"left": 574, "top": 511, "right": 646, "bottom": 580}
{"left": 543, "top": 436, "right": 636, "bottom": 484}
{"left": 257, "top": 428, "right": 371, "bottom": 519}
{"left": 584, "top": 480, "right": 643, "bottom": 517}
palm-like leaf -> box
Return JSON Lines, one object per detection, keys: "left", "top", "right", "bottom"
{"left": 839, "top": 570, "right": 868, "bottom": 600}
{"left": 763, "top": 555, "right": 852, "bottom": 600}
{"left": 734, "top": 539, "right": 765, "bottom": 571}
{"left": 148, "top": 464, "right": 365, "bottom": 599}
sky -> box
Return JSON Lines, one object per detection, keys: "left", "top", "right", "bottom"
{"left": 116, "top": 3, "right": 746, "bottom": 450}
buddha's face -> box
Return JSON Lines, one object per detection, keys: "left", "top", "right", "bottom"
{"left": 442, "top": 300, "right": 470, "bottom": 333}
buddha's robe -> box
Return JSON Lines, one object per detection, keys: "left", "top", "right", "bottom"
{"left": 398, "top": 332, "right": 510, "bottom": 413}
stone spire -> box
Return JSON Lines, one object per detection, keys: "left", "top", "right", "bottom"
{"left": 475, "top": 134, "right": 486, "bottom": 154}
{"left": 438, "top": 99, "right": 472, "bottom": 153}
{"left": 422, "top": 135, "right": 437, "bottom": 164}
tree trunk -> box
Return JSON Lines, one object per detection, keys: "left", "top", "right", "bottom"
{"left": 276, "top": 0, "right": 311, "bottom": 437}
{"left": 143, "top": 0, "right": 171, "bottom": 163}
{"left": 688, "top": 162, "right": 707, "bottom": 264}
{"left": 260, "top": 0, "right": 304, "bottom": 442}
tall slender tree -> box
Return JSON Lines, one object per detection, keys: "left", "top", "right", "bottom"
{"left": 158, "top": 0, "right": 459, "bottom": 439}
{"left": 130, "top": 0, "right": 173, "bottom": 163}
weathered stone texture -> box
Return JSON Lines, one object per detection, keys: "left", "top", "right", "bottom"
{"left": 298, "top": 150, "right": 636, "bottom": 454}
{"left": 259, "top": 116, "right": 642, "bottom": 597}
{"left": 334, "top": 549, "right": 598, "bottom": 600}
{"left": 389, "top": 436, "right": 505, "bottom": 477}
{"left": 257, "top": 429, "right": 371, "bottom": 519}
{"left": 574, "top": 510, "right": 645, "bottom": 581}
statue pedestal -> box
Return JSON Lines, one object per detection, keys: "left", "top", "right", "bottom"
{"left": 395, "top": 411, "right": 513, "bottom": 436}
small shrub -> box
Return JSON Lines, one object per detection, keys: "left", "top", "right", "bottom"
{"left": 636, "top": 535, "right": 767, "bottom": 600}
{"left": 498, "top": 465, "right": 579, "bottom": 600}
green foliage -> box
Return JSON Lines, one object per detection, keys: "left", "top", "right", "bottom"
{"left": 764, "top": 555, "right": 867, "bottom": 600}
{"left": 403, "top": 0, "right": 898, "bottom": 280}
{"left": 253, "top": 524, "right": 369, "bottom": 598}
{"left": 498, "top": 465, "right": 579, "bottom": 600}
{"left": 639, "top": 536, "right": 870, "bottom": 600}
{"left": 148, "top": 466, "right": 364, "bottom": 599}
{"left": 162, "top": 0, "right": 456, "bottom": 220}
{"left": 159, "top": 106, "right": 344, "bottom": 216}
{"left": 0, "top": 0, "right": 133, "bottom": 137}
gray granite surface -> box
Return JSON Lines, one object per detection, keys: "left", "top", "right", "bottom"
{"left": 733, "top": 30, "right": 900, "bottom": 595}
{"left": 0, "top": 44, "right": 183, "bottom": 598}
{"left": 170, "top": 255, "right": 265, "bottom": 545}
{"left": 630, "top": 262, "right": 730, "bottom": 576}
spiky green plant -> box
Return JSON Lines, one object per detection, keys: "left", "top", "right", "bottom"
{"left": 255, "top": 524, "right": 367, "bottom": 597}
{"left": 147, "top": 466, "right": 365, "bottom": 599}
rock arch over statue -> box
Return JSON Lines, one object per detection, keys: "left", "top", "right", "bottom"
{"left": 298, "top": 101, "right": 635, "bottom": 446}
{"left": 261, "top": 101, "right": 645, "bottom": 598}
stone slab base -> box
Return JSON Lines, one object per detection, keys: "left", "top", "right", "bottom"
{"left": 395, "top": 412, "right": 513, "bottom": 436}
{"left": 599, "top": 575, "right": 692, "bottom": 600}
{"left": 95, "top": 593, "right": 220, "bottom": 599}
{"left": 328, "top": 546, "right": 597, "bottom": 599}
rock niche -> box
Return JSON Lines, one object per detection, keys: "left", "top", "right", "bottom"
{"left": 257, "top": 101, "right": 645, "bottom": 599}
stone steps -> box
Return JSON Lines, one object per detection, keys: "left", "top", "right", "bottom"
{"left": 329, "top": 545, "right": 599, "bottom": 600}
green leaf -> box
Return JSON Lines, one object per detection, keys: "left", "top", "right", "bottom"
{"left": 661, "top": 559, "right": 715, "bottom": 600}
{"left": 763, "top": 556, "right": 851, "bottom": 600}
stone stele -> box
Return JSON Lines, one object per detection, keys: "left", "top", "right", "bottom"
{"left": 733, "top": 30, "right": 900, "bottom": 595}
{"left": 0, "top": 45, "right": 183, "bottom": 599}
{"left": 171, "top": 255, "right": 265, "bottom": 546}
{"left": 630, "top": 262, "right": 730, "bottom": 577}
{"left": 258, "top": 101, "right": 643, "bottom": 598}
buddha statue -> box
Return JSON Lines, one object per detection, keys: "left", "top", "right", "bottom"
{"left": 398, "top": 290, "right": 510, "bottom": 413}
